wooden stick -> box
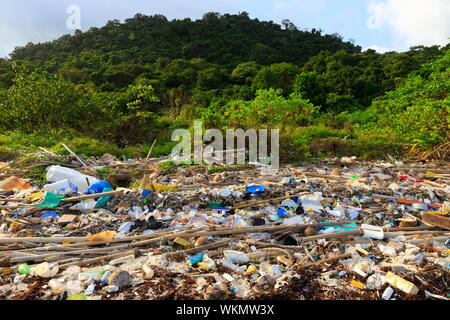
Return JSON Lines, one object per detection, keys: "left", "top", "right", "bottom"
{"left": 146, "top": 139, "right": 157, "bottom": 160}
{"left": 62, "top": 143, "right": 88, "bottom": 168}
{"left": 0, "top": 236, "right": 86, "bottom": 244}
{"left": 58, "top": 250, "right": 135, "bottom": 269}
{"left": 61, "top": 190, "right": 123, "bottom": 203}
{"left": 297, "top": 252, "right": 352, "bottom": 269}
{"left": 165, "top": 239, "right": 231, "bottom": 257}
{"left": 295, "top": 229, "right": 362, "bottom": 243}
{"left": 247, "top": 247, "right": 292, "bottom": 261}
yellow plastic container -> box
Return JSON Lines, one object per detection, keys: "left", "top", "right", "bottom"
{"left": 384, "top": 272, "right": 419, "bottom": 295}
{"left": 172, "top": 237, "right": 191, "bottom": 251}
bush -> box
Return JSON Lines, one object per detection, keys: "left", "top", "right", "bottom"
{"left": 0, "top": 69, "right": 108, "bottom": 134}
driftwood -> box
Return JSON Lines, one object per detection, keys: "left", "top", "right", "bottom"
{"left": 297, "top": 252, "right": 352, "bottom": 269}
{"left": 421, "top": 213, "right": 450, "bottom": 230}
{"left": 295, "top": 229, "right": 362, "bottom": 243}
{"left": 57, "top": 250, "right": 136, "bottom": 269}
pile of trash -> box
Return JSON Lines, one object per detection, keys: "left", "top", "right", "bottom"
{"left": 0, "top": 150, "right": 448, "bottom": 300}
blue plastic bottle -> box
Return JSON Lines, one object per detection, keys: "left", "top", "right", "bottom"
{"left": 87, "top": 181, "right": 111, "bottom": 195}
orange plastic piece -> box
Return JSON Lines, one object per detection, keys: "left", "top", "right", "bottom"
{"left": 86, "top": 231, "right": 116, "bottom": 242}
{"left": 0, "top": 176, "right": 32, "bottom": 191}
{"left": 351, "top": 280, "right": 365, "bottom": 290}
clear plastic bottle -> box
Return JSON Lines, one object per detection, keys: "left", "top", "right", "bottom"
{"left": 219, "top": 258, "right": 246, "bottom": 273}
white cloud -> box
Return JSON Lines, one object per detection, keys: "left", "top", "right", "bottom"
{"left": 274, "top": 0, "right": 325, "bottom": 15}
{"left": 367, "top": 0, "right": 450, "bottom": 49}
{"left": 362, "top": 45, "right": 396, "bottom": 53}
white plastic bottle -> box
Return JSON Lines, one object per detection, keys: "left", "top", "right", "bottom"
{"left": 46, "top": 165, "right": 98, "bottom": 193}
{"left": 382, "top": 287, "right": 394, "bottom": 300}
{"left": 43, "top": 179, "right": 73, "bottom": 195}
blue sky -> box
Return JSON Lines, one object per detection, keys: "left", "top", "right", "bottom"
{"left": 1, "top": 0, "right": 449, "bottom": 58}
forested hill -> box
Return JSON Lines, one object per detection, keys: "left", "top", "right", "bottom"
{"left": 9, "top": 12, "right": 360, "bottom": 68}
{"left": 0, "top": 12, "right": 447, "bottom": 160}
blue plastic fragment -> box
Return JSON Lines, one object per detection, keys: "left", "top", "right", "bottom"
{"left": 277, "top": 208, "right": 288, "bottom": 217}
{"left": 41, "top": 211, "right": 60, "bottom": 219}
{"left": 187, "top": 253, "right": 203, "bottom": 265}
{"left": 319, "top": 221, "right": 358, "bottom": 232}
{"left": 96, "top": 187, "right": 112, "bottom": 208}
{"left": 246, "top": 186, "right": 266, "bottom": 194}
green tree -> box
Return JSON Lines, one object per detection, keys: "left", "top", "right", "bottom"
{"left": 293, "top": 72, "right": 327, "bottom": 108}
{"left": 252, "top": 62, "right": 300, "bottom": 95}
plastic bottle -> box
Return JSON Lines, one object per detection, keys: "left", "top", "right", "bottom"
{"left": 101, "top": 270, "right": 111, "bottom": 285}
{"left": 223, "top": 250, "right": 249, "bottom": 264}
{"left": 219, "top": 258, "right": 246, "bottom": 273}
{"left": 384, "top": 272, "right": 419, "bottom": 295}
{"left": 88, "top": 181, "right": 111, "bottom": 195}
{"left": 44, "top": 179, "right": 77, "bottom": 195}
{"left": 382, "top": 287, "right": 394, "bottom": 300}
{"left": 46, "top": 166, "right": 98, "bottom": 194}
{"left": 84, "top": 283, "right": 96, "bottom": 295}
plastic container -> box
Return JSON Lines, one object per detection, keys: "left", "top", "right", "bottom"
{"left": 46, "top": 166, "right": 98, "bottom": 194}
{"left": 88, "top": 180, "right": 111, "bottom": 195}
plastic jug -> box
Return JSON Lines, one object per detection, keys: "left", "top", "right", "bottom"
{"left": 46, "top": 166, "right": 98, "bottom": 194}
{"left": 88, "top": 181, "right": 111, "bottom": 194}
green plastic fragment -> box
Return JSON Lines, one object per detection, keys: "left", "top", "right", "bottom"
{"left": 17, "top": 264, "right": 30, "bottom": 274}
{"left": 36, "top": 192, "right": 64, "bottom": 208}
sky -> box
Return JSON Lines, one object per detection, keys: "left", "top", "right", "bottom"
{"left": 0, "top": 0, "right": 449, "bottom": 58}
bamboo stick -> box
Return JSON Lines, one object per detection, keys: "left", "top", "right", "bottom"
{"left": 297, "top": 252, "right": 352, "bottom": 269}
{"left": 58, "top": 250, "right": 136, "bottom": 269}
{"left": 165, "top": 239, "right": 231, "bottom": 257}
{"left": 295, "top": 229, "right": 362, "bottom": 243}
{"left": 0, "top": 236, "right": 86, "bottom": 244}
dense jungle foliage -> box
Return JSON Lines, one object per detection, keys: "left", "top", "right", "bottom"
{"left": 0, "top": 13, "right": 448, "bottom": 161}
